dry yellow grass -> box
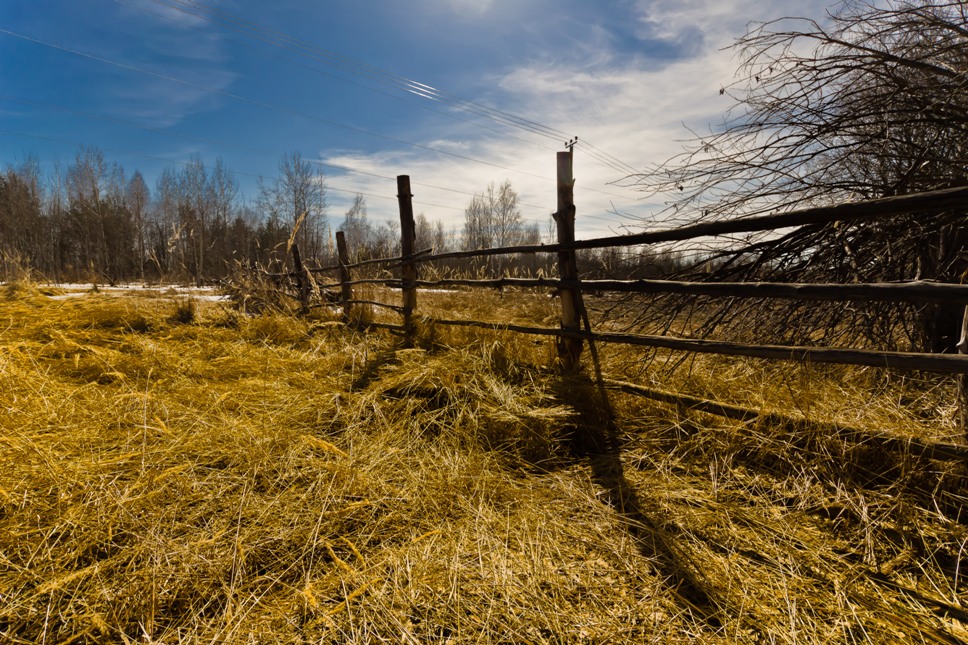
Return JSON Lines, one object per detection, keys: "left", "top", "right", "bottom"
{"left": 1, "top": 281, "right": 966, "bottom": 643}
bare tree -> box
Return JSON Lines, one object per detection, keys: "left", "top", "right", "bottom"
{"left": 461, "top": 180, "right": 526, "bottom": 250}
{"left": 341, "top": 193, "right": 373, "bottom": 261}
{"left": 206, "top": 157, "right": 239, "bottom": 279}
{"left": 63, "top": 146, "right": 133, "bottom": 282}
{"left": 127, "top": 171, "right": 150, "bottom": 280}
{"left": 179, "top": 156, "right": 210, "bottom": 284}
{"left": 258, "top": 152, "right": 328, "bottom": 265}
{"left": 153, "top": 167, "right": 182, "bottom": 277}
{"left": 633, "top": 0, "right": 968, "bottom": 352}
{"left": 0, "top": 159, "right": 43, "bottom": 279}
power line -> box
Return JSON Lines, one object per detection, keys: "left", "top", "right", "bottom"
{"left": 0, "top": 93, "right": 558, "bottom": 215}
{"left": 114, "top": 0, "right": 565, "bottom": 158}
{"left": 0, "top": 26, "right": 556, "bottom": 185}
{"left": 127, "top": 0, "right": 646, "bottom": 182}
{"left": 0, "top": 99, "right": 643, "bottom": 226}
{"left": 0, "top": 27, "right": 647, "bottom": 206}
{"left": 143, "top": 0, "right": 572, "bottom": 142}
{"left": 576, "top": 140, "right": 642, "bottom": 176}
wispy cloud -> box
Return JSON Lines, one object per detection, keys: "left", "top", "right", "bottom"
{"left": 444, "top": 0, "right": 494, "bottom": 17}
{"left": 99, "top": 0, "right": 235, "bottom": 127}
{"left": 320, "top": 0, "right": 836, "bottom": 237}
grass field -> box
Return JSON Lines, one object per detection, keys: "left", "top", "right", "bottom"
{"left": 1, "top": 281, "right": 967, "bottom": 643}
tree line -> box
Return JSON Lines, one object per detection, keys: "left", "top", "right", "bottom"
{"left": 0, "top": 149, "right": 526, "bottom": 284}
{"left": 0, "top": 147, "right": 685, "bottom": 285}
{"left": 0, "top": 147, "right": 334, "bottom": 285}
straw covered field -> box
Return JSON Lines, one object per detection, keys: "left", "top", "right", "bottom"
{"left": 2, "top": 281, "right": 968, "bottom": 643}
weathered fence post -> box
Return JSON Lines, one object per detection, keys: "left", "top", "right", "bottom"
{"left": 335, "top": 231, "right": 353, "bottom": 323}
{"left": 959, "top": 305, "right": 968, "bottom": 437}
{"left": 553, "top": 149, "right": 584, "bottom": 371}
{"left": 290, "top": 243, "right": 310, "bottom": 315}
{"left": 397, "top": 175, "right": 418, "bottom": 345}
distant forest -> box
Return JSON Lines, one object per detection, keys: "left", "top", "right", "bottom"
{"left": 0, "top": 146, "right": 680, "bottom": 285}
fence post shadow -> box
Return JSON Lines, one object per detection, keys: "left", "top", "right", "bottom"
{"left": 551, "top": 372, "right": 726, "bottom": 630}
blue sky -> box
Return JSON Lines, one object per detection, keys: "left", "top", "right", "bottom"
{"left": 0, "top": 0, "right": 836, "bottom": 237}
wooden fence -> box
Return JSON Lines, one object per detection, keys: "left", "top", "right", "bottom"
{"left": 265, "top": 150, "right": 968, "bottom": 453}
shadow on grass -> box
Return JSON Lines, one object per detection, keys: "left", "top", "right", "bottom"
{"left": 552, "top": 374, "right": 726, "bottom": 632}
{"left": 349, "top": 349, "right": 402, "bottom": 391}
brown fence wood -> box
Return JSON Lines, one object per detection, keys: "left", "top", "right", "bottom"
{"left": 603, "top": 379, "right": 968, "bottom": 462}
{"left": 568, "top": 185, "right": 968, "bottom": 251}
{"left": 256, "top": 160, "right": 968, "bottom": 392}
{"left": 427, "top": 317, "right": 968, "bottom": 374}
{"left": 309, "top": 248, "right": 434, "bottom": 273}
{"left": 348, "top": 299, "right": 406, "bottom": 313}
{"left": 959, "top": 306, "right": 968, "bottom": 436}
{"left": 397, "top": 175, "right": 418, "bottom": 346}
{"left": 427, "top": 318, "right": 563, "bottom": 337}
{"left": 408, "top": 185, "right": 968, "bottom": 264}
{"left": 414, "top": 277, "right": 557, "bottom": 290}
{"left": 298, "top": 274, "right": 968, "bottom": 307}
{"left": 570, "top": 278, "right": 968, "bottom": 303}
{"left": 411, "top": 277, "right": 968, "bottom": 305}
{"left": 554, "top": 150, "right": 583, "bottom": 371}
{"left": 290, "top": 243, "right": 311, "bottom": 314}
{"left": 587, "top": 331, "right": 968, "bottom": 374}
{"left": 315, "top": 278, "right": 402, "bottom": 290}
{"left": 336, "top": 231, "right": 353, "bottom": 322}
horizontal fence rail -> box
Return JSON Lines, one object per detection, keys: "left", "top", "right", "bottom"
{"left": 406, "top": 185, "right": 968, "bottom": 263}
{"left": 602, "top": 379, "right": 968, "bottom": 462}
{"left": 257, "top": 152, "right": 968, "bottom": 441}
{"left": 426, "top": 318, "right": 968, "bottom": 374}
{"left": 308, "top": 248, "right": 434, "bottom": 273}
{"left": 407, "top": 277, "right": 968, "bottom": 305}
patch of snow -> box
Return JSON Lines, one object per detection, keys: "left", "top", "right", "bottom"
{"left": 33, "top": 282, "right": 230, "bottom": 302}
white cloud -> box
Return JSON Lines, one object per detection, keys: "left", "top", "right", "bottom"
{"left": 447, "top": 0, "right": 494, "bottom": 16}
{"left": 319, "top": 0, "right": 839, "bottom": 238}
{"left": 632, "top": 0, "right": 826, "bottom": 44}
{"left": 104, "top": 0, "right": 234, "bottom": 127}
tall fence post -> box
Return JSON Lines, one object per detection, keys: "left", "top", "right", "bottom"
{"left": 959, "top": 305, "right": 968, "bottom": 437}
{"left": 335, "top": 231, "right": 353, "bottom": 323}
{"left": 290, "top": 243, "right": 310, "bottom": 315}
{"left": 553, "top": 149, "right": 584, "bottom": 371}
{"left": 397, "top": 175, "right": 418, "bottom": 345}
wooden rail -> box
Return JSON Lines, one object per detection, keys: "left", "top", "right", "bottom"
{"left": 426, "top": 318, "right": 968, "bottom": 374}
{"left": 602, "top": 379, "right": 968, "bottom": 462}
{"left": 407, "top": 185, "right": 968, "bottom": 263}
{"left": 260, "top": 151, "right": 968, "bottom": 436}
{"left": 308, "top": 248, "right": 434, "bottom": 273}
{"left": 410, "top": 277, "right": 968, "bottom": 305}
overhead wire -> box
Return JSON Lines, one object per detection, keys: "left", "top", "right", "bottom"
{"left": 113, "top": 0, "right": 565, "bottom": 157}
{"left": 0, "top": 25, "right": 645, "bottom": 207}
{"left": 0, "top": 1, "right": 654, "bottom": 224}
{"left": 0, "top": 93, "right": 559, "bottom": 216}
{"left": 0, "top": 26, "right": 556, "bottom": 185}
{"left": 576, "top": 140, "right": 642, "bottom": 176}
{"left": 135, "top": 0, "right": 646, "bottom": 184}
{"left": 143, "top": 0, "right": 573, "bottom": 143}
